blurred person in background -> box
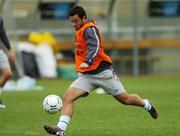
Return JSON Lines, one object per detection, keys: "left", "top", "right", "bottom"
{"left": 0, "top": 16, "right": 16, "bottom": 108}
{"left": 44, "top": 5, "right": 158, "bottom": 136}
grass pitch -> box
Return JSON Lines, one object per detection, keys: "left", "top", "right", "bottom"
{"left": 0, "top": 76, "right": 179, "bottom": 136}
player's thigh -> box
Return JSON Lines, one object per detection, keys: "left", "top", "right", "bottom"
{"left": 1, "top": 67, "right": 12, "bottom": 76}
{"left": 97, "top": 72, "right": 126, "bottom": 96}
{"left": 70, "top": 75, "right": 96, "bottom": 94}
{"left": 0, "top": 50, "right": 10, "bottom": 70}
{"left": 63, "top": 87, "right": 88, "bottom": 102}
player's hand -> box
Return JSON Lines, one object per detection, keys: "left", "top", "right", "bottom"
{"left": 80, "top": 62, "right": 89, "bottom": 69}
{"left": 8, "top": 49, "right": 16, "bottom": 62}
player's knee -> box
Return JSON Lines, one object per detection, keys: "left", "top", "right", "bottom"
{"left": 63, "top": 92, "right": 71, "bottom": 102}
{"left": 3, "top": 70, "right": 12, "bottom": 79}
{"left": 63, "top": 91, "right": 75, "bottom": 103}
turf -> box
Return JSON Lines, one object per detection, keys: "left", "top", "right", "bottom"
{"left": 0, "top": 76, "right": 179, "bottom": 136}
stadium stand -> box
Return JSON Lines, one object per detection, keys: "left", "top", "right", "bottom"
{"left": 1, "top": 0, "right": 180, "bottom": 76}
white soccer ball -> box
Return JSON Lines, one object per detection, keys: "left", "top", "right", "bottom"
{"left": 43, "top": 94, "right": 62, "bottom": 114}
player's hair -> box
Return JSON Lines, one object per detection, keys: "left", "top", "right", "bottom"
{"left": 69, "top": 5, "right": 87, "bottom": 19}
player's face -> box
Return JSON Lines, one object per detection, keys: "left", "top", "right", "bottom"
{"left": 70, "top": 14, "right": 86, "bottom": 31}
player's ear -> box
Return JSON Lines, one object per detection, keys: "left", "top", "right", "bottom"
{"left": 81, "top": 15, "right": 86, "bottom": 20}
{"left": 82, "top": 16, "right": 86, "bottom": 23}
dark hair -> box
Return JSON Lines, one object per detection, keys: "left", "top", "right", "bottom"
{"left": 69, "top": 5, "right": 87, "bottom": 19}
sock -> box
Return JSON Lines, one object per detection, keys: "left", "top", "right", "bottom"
{"left": 57, "top": 115, "right": 71, "bottom": 131}
{"left": 143, "top": 99, "right": 152, "bottom": 111}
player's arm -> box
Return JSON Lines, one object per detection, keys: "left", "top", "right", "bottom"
{"left": 0, "top": 17, "right": 16, "bottom": 62}
{"left": 80, "top": 26, "right": 100, "bottom": 69}
{"left": 0, "top": 17, "right": 11, "bottom": 50}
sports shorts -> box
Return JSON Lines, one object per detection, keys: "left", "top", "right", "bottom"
{"left": 0, "top": 49, "right": 10, "bottom": 69}
{"left": 70, "top": 69, "right": 126, "bottom": 96}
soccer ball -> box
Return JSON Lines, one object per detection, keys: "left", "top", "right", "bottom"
{"left": 43, "top": 94, "right": 62, "bottom": 114}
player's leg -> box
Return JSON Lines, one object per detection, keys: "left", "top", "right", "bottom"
{"left": 0, "top": 67, "right": 12, "bottom": 87}
{"left": 114, "top": 92, "right": 158, "bottom": 119}
{"left": 61, "top": 87, "right": 88, "bottom": 117}
{"left": 0, "top": 67, "right": 12, "bottom": 108}
{"left": 0, "top": 50, "right": 13, "bottom": 108}
{"left": 96, "top": 69, "right": 158, "bottom": 119}
{"left": 44, "top": 74, "right": 95, "bottom": 135}
{"left": 58, "top": 87, "right": 88, "bottom": 129}
{"left": 113, "top": 92, "right": 145, "bottom": 107}
{"left": 0, "top": 50, "right": 12, "bottom": 87}
{"left": 44, "top": 87, "right": 88, "bottom": 136}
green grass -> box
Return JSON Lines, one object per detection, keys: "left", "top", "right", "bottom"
{"left": 0, "top": 76, "right": 180, "bottom": 136}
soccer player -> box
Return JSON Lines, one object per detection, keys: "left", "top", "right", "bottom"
{"left": 0, "top": 16, "right": 16, "bottom": 108}
{"left": 44, "top": 5, "right": 158, "bottom": 136}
